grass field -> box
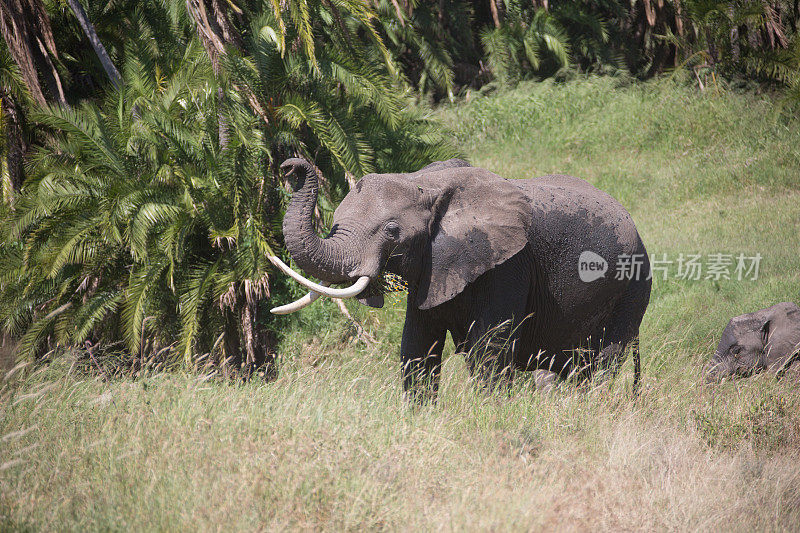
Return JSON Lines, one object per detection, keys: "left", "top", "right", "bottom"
{"left": 2, "top": 77, "right": 800, "bottom": 531}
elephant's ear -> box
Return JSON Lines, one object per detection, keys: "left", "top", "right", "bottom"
{"left": 760, "top": 319, "right": 771, "bottom": 345}
{"left": 414, "top": 168, "right": 532, "bottom": 310}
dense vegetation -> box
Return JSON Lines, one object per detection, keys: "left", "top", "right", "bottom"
{"left": 1, "top": 0, "right": 799, "bottom": 528}
{"left": 1, "top": 78, "right": 799, "bottom": 529}
{"left": 1, "top": 0, "right": 800, "bottom": 374}
{"left": 0, "top": 0, "right": 460, "bottom": 372}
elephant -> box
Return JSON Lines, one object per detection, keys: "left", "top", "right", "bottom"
{"left": 270, "top": 157, "right": 651, "bottom": 400}
{"left": 705, "top": 302, "right": 800, "bottom": 382}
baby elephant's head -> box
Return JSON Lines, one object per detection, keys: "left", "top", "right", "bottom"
{"left": 706, "top": 302, "right": 800, "bottom": 382}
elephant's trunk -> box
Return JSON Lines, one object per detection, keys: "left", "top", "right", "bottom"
{"left": 281, "top": 158, "right": 355, "bottom": 284}
{"left": 704, "top": 361, "right": 723, "bottom": 382}
{"left": 704, "top": 353, "right": 733, "bottom": 382}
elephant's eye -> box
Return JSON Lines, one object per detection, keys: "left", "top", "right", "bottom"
{"left": 730, "top": 345, "right": 742, "bottom": 355}
{"left": 384, "top": 221, "right": 400, "bottom": 241}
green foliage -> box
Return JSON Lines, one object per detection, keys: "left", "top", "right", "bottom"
{"left": 2, "top": 0, "right": 800, "bottom": 374}
{"left": 0, "top": 1, "right": 457, "bottom": 366}
{"left": 481, "top": 4, "right": 573, "bottom": 84}
{"left": 479, "top": 0, "right": 623, "bottom": 84}
{"left": 372, "top": 0, "right": 468, "bottom": 99}
{"left": 745, "top": 33, "right": 800, "bottom": 105}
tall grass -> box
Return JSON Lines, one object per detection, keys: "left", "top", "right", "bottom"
{"left": 443, "top": 77, "right": 800, "bottom": 206}
{"left": 2, "top": 77, "right": 800, "bottom": 530}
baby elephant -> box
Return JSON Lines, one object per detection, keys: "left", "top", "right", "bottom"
{"left": 706, "top": 302, "right": 800, "bottom": 382}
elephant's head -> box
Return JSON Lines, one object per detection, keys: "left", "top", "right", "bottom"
{"left": 705, "top": 302, "right": 800, "bottom": 382}
{"left": 272, "top": 157, "right": 532, "bottom": 313}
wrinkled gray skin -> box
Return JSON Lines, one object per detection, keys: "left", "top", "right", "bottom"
{"left": 706, "top": 302, "right": 800, "bottom": 382}
{"left": 281, "top": 158, "right": 651, "bottom": 400}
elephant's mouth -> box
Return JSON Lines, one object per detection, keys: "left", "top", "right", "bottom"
{"left": 356, "top": 272, "right": 409, "bottom": 309}
{"left": 377, "top": 271, "right": 409, "bottom": 293}
{"left": 705, "top": 359, "right": 765, "bottom": 382}
{"left": 269, "top": 261, "right": 409, "bottom": 314}
{"left": 269, "top": 235, "right": 414, "bottom": 315}
{"left": 349, "top": 243, "right": 412, "bottom": 308}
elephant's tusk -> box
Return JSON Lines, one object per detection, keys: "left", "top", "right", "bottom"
{"left": 270, "top": 285, "right": 327, "bottom": 315}
{"left": 267, "top": 255, "right": 370, "bottom": 298}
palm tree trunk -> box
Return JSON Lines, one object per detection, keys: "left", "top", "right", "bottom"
{"left": 729, "top": 3, "right": 740, "bottom": 63}
{"left": 185, "top": 0, "right": 242, "bottom": 71}
{"left": 489, "top": 0, "right": 501, "bottom": 28}
{"left": 674, "top": 0, "right": 684, "bottom": 37}
{"left": 186, "top": 0, "right": 273, "bottom": 125}
{"left": 0, "top": 0, "right": 66, "bottom": 105}
{"left": 222, "top": 303, "right": 241, "bottom": 377}
{"left": 642, "top": 0, "right": 656, "bottom": 27}
{"left": 1, "top": 90, "right": 25, "bottom": 193}
{"left": 236, "top": 292, "right": 278, "bottom": 381}
{"left": 241, "top": 297, "right": 256, "bottom": 379}
{"left": 258, "top": 325, "right": 278, "bottom": 381}
{"left": 66, "top": 0, "right": 121, "bottom": 88}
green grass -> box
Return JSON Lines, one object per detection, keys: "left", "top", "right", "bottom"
{"left": 2, "top": 77, "right": 800, "bottom": 531}
{"left": 444, "top": 77, "right": 800, "bottom": 208}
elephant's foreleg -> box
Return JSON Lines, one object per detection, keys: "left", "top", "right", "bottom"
{"left": 465, "top": 320, "right": 516, "bottom": 394}
{"left": 460, "top": 252, "right": 533, "bottom": 394}
{"left": 401, "top": 309, "right": 446, "bottom": 404}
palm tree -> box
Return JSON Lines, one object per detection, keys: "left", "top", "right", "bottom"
{"left": 0, "top": 45, "right": 31, "bottom": 198}
{"left": 65, "top": 0, "right": 122, "bottom": 88}
{"left": 0, "top": 0, "right": 67, "bottom": 105}
{"left": 0, "top": 1, "right": 457, "bottom": 375}
{"left": 373, "top": 0, "right": 457, "bottom": 99}
{"left": 0, "top": 41, "right": 279, "bottom": 372}
{"left": 481, "top": 2, "right": 571, "bottom": 83}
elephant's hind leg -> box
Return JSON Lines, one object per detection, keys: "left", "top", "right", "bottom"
{"left": 632, "top": 335, "right": 641, "bottom": 394}
{"left": 595, "top": 333, "right": 640, "bottom": 394}
{"left": 533, "top": 369, "right": 559, "bottom": 394}
{"left": 595, "top": 275, "right": 649, "bottom": 392}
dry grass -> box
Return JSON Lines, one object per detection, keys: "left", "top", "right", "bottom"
{"left": 1, "top": 347, "right": 799, "bottom": 531}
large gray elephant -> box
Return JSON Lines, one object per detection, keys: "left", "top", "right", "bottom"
{"left": 271, "top": 158, "right": 651, "bottom": 400}
{"left": 706, "top": 302, "right": 800, "bottom": 382}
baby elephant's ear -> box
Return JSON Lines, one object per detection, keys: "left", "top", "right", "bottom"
{"left": 414, "top": 168, "right": 532, "bottom": 310}
{"left": 760, "top": 319, "right": 771, "bottom": 344}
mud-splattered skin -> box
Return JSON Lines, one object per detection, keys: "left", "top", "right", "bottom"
{"left": 706, "top": 302, "right": 800, "bottom": 382}
{"left": 281, "top": 159, "right": 651, "bottom": 399}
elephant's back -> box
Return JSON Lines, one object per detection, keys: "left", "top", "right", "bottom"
{"left": 513, "top": 174, "right": 640, "bottom": 252}
{"left": 512, "top": 174, "right": 649, "bottom": 340}
{"left": 528, "top": 173, "right": 596, "bottom": 190}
